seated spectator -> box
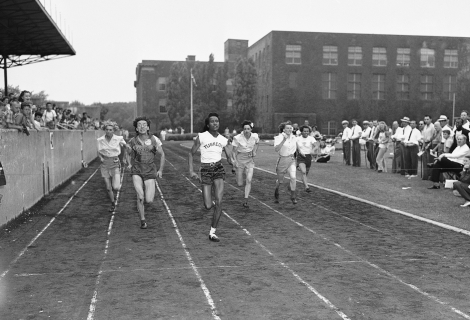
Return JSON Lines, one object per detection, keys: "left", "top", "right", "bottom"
{"left": 452, "top": 158, "right": 470, "bottom": 207}
{"left": 316, "top": 140, "right": 334, "bottom": 163}
{"left": 428, "top": 134, "right": 470, "bottom": 189}
{"left": 42, "top": 102, "right": 57, "bottom": 129}
{"left": 432, "top": 129, "right": 453, "bottom": 156}
{"left": 311, "top": 126, "right": 323, "bottom": 140}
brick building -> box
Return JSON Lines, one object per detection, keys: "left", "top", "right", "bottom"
{"left": 135, "top": 31, "right": 470, "bottom": 134}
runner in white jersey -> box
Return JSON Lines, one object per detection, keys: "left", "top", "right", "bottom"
{"left": 296, "top": 125, "right": 317, "bottom": 193}
{"left": 125, "top": 116, "right": 165, "bottom": 229}
{"left": 232, "top": 120, "right": 259, "bottom": 208}
{"left": 189, "top": 113, "right": 232, "bottom": 242}
{"left": 274, "top": 122, "right": 298, "bottom": 204}
{"left": 97, "top": 120, "right": 127, "bottom": 212}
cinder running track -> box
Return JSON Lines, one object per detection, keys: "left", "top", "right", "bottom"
{"left": 1, "top": 141, "right": 470, "bottom": 320}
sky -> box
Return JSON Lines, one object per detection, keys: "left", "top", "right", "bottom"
{"left": 4, "top": 0, "right": 470, "bottom": 105}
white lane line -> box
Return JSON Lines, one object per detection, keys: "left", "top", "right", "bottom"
{"left": 0, "top": 168, "right": 99, "bottom": 280}
{"left": 229, "top": 182, "right": 470, "bottom": 320}
{"left": 155, "top": 179, "right": 221, "bottom": 320}
{"left": 255, "top": 166, "right": 470, "bottom": 237}
{"left": 86, "top": 170, "right": 125, "bottom": 320}
{"left": 183, "top": 176, "right": 350, "bottom": 320}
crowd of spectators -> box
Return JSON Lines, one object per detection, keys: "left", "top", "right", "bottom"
{"left": 339, "top": 111, "right": 470, "bottom": 205}
{"left": 0, "top": 90, "right": 103, "bottom": 135}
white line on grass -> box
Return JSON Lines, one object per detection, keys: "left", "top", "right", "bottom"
{"left": 225, "top": 182, "right": 470, "bottom": 320}
{"left": 183, "top": 175, "right": 351, "bottom": 320}
{"left": 155, "top": 179, "right": 221, "bottom": 320}
{"left": 0, "top": 168, "right": 98, "bottom": 280}
{"left": 255, "top": 166, "right": 470, "bottom": 237}
{"left": 86, "top": 170, "right": 125, "bottom": 320}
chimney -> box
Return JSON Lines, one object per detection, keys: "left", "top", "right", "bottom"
{"left": 186, "top": 55, "right": 196, "bottom": 61}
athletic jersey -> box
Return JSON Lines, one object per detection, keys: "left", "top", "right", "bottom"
{"left": 97, "top": 134, "right": 126, "bottom": 157}
{"left": 128, "top": 135, "right": 162, "bottom": 164}
{"left": 198, "top": 131, "right": 228, "bottom": 163}
{"left": 232, "top": 133, "right": 259, "bottom": 153}
{"left": 296, "top": 135, "right": 317, "bottom": 155}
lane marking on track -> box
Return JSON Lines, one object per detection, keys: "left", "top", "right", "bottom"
{"left": 86, "top": 170, "right": 125, "bottom": 320}
{"left": 182, "top": 174, "right": 350, "bottom": 320}
{"left": 255, "top": 166, "right": 470, "bottom": 237}
{"left": 0, "top": 168, "right": 99, "bottom": 280}
{"left": 155, "top": 179, "right": 221, "bottom": 320}
{"left": 224, "top": 182, "right": 470, "bottom": 320}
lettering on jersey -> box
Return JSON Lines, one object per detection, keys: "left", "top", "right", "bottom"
{"left": 203, "top": 142, "right": 223, "bottom": 149}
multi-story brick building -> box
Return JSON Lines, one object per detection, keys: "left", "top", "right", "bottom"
{"left": 135, "top": 31, "right": 470, "bottom": 134}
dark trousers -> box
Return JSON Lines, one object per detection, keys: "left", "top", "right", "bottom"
{"left": 366, "top": 141, "right": 373, "bottom": 168}
{"left": 454, "top": 182, "right": 470, "bottom": 201}
{"left": 352, "top": 139, "right": 361, "bottom": 167}
{"left": 430, "top": 157, "right": 463, "bottom": 183}
{"left": 343, "top": 140, "right": 351, "bottom": 165}
{"left": 392, "top": 142, "right": 401, "bottom": 173}
{"left": 316, "top": 155, "right": 330, "bottom": 163}
{"left": 404, "top": 144, "right": 419, "bottom": 175}
{"left": 421, "top": 144, "right": 436, "bottom": 180}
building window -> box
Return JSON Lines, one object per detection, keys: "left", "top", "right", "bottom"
{"left": 397, "top": 48, "right": 411, "bottom": 67}
{"left": 211, "top": 78, "right": 217, "bottom": 92}
{"left": 157, "top": 77, "right": 167, "bottom": 91}
{"left": 323, "top": 46, "right": 338, "bottom": 65}
{"left": 226, "top": 79, "right": 234, "bottom": 98}
{"left": 372, "top": 74, "right": 385, "bottom": 100}
{"left": 322, "top": 72, "right": 337, "bottom": 99}
{"left": 420, "top": 75, "right": 433, "bottom": 100}
{"left": 347, "top": 73, "right": 361, "bottom": 99}
{"left": 372, "top": 47, "right": 387, "bottom": 66}
{"left": 443, "top": 75, "right": 457, "bottom": 100}
{"left": 288, "top": 72, "right": 297, "bottom": 88}
{"left": 227, "top": 99, "right": 233, "bottom": 108}
{"left": 322, "top": 121, "right": 337, "bottom": 136}
{"left": 396, "top": 74, "right": 410, "bottom": 100}
{"left": 348, "top": 46, "right": 362, "bottom": 66}
{"left": 444, "top": 49, "right": 458, "bottom": 68}
{"left": 286, "top": 45, "right": 301, "bottom": 64}
{"left": 159, "top": 99, "right": 167, "bottom": 113}
{"left": 420, "top": 48, "right": 435, "bottom": 68}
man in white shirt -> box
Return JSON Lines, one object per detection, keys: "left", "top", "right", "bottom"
{"left": 403, "top": 119, "right": 422, "bottom": 178}
{"left": 42, "top": 102, "right": 57, "bottom": 130}
{"left": 438, "top": 115, "right": 454, "bottom": 142}
{"left": 350, "top": 119, "right": 362, "bottom": 167}
{"left": 361, "top": 121, "right": 371, "bottom": 167}
{"left": 460, "top": 110, "right": 470, "bottom": 130}
{"left": 392, "top": 117, "right": 409, "bottom": 175}
{"left": 341, "top": 120, "right": 352, "bottom": 165}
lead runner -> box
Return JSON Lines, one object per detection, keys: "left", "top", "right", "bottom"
{"left": 189, "top": 112, "right": 232, "bottom": 242}
{"left": 125, "top": 116, "right": 165, "bottom": 229}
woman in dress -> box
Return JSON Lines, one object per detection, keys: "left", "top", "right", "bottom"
{"left": 126, "top": 117, "right": 165, "bottom": 229}
{"left": 97, "top": 120, "right": 127, "bottom": 212}
{"left": 232, "top": 120, "right": 259, "bottom": 208}
{"left": 189, "top": 113, "right": 232, "bottom": 242}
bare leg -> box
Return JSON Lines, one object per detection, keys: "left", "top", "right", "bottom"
{"left": 132, "top": 175, "right": 146, "bottom": 221}
{"left": 298, "top": 163, "right": 308, "bottom": 189}
{"left": 202, "top": 184, "right": 214, "bottom": 210}
{"left": 236, "top": 166, "right": 244, "bottom": 187}
{"left": 103, "top": 177, "right": 114, "bottom": 203}
{"left": 112, "top": 171, "right": 121, "bottom": 192}
{"left": 244, "top": 167, "right": 254, "bottom": 199}
{"left": 288, "top": 164, "right": 297, "bottom": 204}
{"left": 211, "top": 179, "right": 225, "bottom": 228}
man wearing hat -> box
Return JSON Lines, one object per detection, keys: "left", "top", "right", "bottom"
{"left": 438, "top": 115, "right": 454, "bottom": 143}
{"left": 361, "top": 121, "right": 371, "bottom": 166}
{"left": 341, "top": 120, "right": 352, "bottom": 165}
{"left": 392, "top": 117, "right": 410, "bottom": 175}
{"left": 403, "top": 118, "right": 422, "bottom": 178}
{"left": 449, "top": 118, "right": 470, "bottom": 152}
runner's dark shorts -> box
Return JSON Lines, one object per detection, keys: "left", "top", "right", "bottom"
{"left": 296, "top": 154, "right": 313, "bottom": 173}
{"left": 131, "top": 162, "right": 157, "bottom": 181}
{"left": 200, "top": 161, "right": 225, "bottom": 185}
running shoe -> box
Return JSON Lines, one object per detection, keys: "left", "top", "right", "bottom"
{"left": 140, "top": 220, "right": 147, "bottom": 229}
{"left": 109, "top": 202, "right": 116, "bottom": 212}
{"left": 243, "top": 201, "right": 249, "bottom": 208}
{"left": 209, "top": 234, "right": 220, "bottom": 242}
{"left": 305, "top": 188, "right": 311, "bottom": 193}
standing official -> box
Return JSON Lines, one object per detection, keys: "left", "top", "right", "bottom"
{"left": 350, "top": 119, "right": 362, "bottom": 167}
{"left": 403, "top": 119, "right": 422, "bottom": 178}
{"left": 341, "top": 120, "right": 352, "bottom": 166}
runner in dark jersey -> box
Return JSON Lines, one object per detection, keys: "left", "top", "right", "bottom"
{"left": 125, "top": 117, "right": 165, "bottom": 229}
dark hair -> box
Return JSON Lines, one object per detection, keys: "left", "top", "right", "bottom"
{"left": 241, "top": 120, "right": 253, "bottom": 129}
{"left": 442, "top": 129, "right": 451, "bottom": 135}
{"left": 35, "top": 112, "right": 42, "bottom": 118}
{"left": 133, "top": 116, "right": 151, "bottom": 133}
{"left": 278, "top": 121, "right": 292, "bottom": 133}
{"left": 202, "top": 112, "right": 220, "bottom": 132}
{"left": 20, "top": 102, "right": 31, "bottom": 110}
{"left": 299, "top": 125, "right": 312, "bottom": 133}
{"left": 46, "top": 102, "right": 52, "bottom": 106}
{"left": 18, "top": 90, "right": 31, "bottom": 102}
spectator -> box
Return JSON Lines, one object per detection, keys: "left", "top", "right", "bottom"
{"left": 160, "top": 128, "right": 167, "bottom": 141}
{"left": 452, "top": 158, "right": 470, "bottom": 207}
{"left": 431, "top": 122, "right": 443, "bottom": 155}
{"left": 421, "top": 115, "right": 437, "bottom": 180}
{"left": 292, "top": 123, "right": 301, "bottom": 136}
{"left": 375, "top": 121, "right": 390, "bottom": 173}
{"left": 180, "top": 127, "right": 185, "bottom": 134}
{"left": 449, "top": 118, "right": 470, "bottom": 152}
{"left": 168, "top": 128, "right": 173, "bottom": 134}
{"left": 403, "top": 119, "right": 422, "bottom": 179}
{"left": 18, "top": 90, "right": 31, "bottom": 103}
{"left": 428, "top": 134, "right": 470, "bottom": 189}
{"left": 350, "top": 119, "right": 362, "bottom": 167}
{"left": 341, "top": 120, "right": 352, "bottom": 165}
{"left": 0, "top": 104, "right": 7, "bottom": 129}
{"left": 33, "top": 112, "right": 43, "bottom": 128}
{"left": 316, "top": 139, "right": 334, "bottom": 163}
{"left": 79, "top": 112, "right": 89, "bottom": 131}
{"left": 438, "top": 115, "right": 454, "bottom": 141}
{"left": 461, "top": 110, "right": 470, "bottom": 130}
{"left": 311, "top": 125, "right": 322, "bottom": 140}
{"left": 1, "top": 97, "right": 10, "bottom": 111}
{"left": 42, "top": 102, "right": 57, "bottom": 129}
{"left": 4, "top": 100, "right": 27, "bottom": 134}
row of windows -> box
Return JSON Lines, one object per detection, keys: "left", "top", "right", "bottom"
{"left": 286, "top": 45, "right": 458, "bottom": 68}
{"left": 320, "top": 73, "right": 456, "bottom": 100}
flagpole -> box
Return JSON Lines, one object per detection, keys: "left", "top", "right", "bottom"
{"left": 190, "top": 68, "right": 193, "bottom": 134}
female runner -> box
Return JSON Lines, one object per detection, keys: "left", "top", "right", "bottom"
{"left": 189, "top": 113, "right": 232, "bottom": 242}
{"left": 126, "top": 117, "right": 165, "bottom": 229}
{"left": 274, "top": 122, "right": 298, "bottom": 204}
{"left": 97, "top": 120, "right": 127, "bottom": 212}
{"left": 231, "top": 120, "right": 259, "bottom": 208}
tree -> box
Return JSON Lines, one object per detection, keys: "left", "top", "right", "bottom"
{"left": 166, "top": 61, "right": 191, "bottom": 130}
{"left": 99, "top": 105, "right": 108, "bottom": 120}
{"left": 232, "top": 58, "right": 257, "bottom": 124}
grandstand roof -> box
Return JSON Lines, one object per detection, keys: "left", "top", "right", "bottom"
{"left": 0, "top": 0, "right": 75, "bottom": 69}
